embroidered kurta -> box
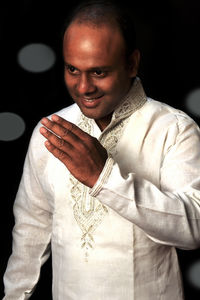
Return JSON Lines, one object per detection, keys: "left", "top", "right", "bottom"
{"left": 3, "top": 78, "right": 200, "bottom": 299}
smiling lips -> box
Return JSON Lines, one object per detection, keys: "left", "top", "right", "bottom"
{"left": 79, "top": 95, "right": 104, "bottom": 109}
{"left": 83, "top": 95, "right": 103, "bottom": 102}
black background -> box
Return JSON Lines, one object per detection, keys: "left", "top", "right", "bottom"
{"left": 1, "top": 0, "right": 200, "bottom": 299}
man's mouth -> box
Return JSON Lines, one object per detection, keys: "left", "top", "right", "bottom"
{"left": 82, "top": 95, "right": 103, "bottom": 102}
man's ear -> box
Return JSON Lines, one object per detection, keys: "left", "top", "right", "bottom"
{"left": 128, "top": 49, "right": 140, "bottom": 78}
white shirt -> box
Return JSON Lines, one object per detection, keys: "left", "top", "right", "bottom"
{"left": 3, "top": 78, "right": 200, "bottom": 299}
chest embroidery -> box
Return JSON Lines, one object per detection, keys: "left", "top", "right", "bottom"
{"left": 69, "top": 114, "right": 130, "bottom": 261}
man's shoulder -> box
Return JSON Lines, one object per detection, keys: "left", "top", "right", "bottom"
{"left": 49, "top": 103, "right": 81, "bottom": 123}
{"left": 141, "top": 98, "right": 195, "bottom": 128}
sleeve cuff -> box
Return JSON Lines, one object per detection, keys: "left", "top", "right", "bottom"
{"left": 89, "top": 156, "right": 114, "bottom": 197}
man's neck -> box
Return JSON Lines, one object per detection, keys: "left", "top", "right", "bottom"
{"left": 95, "top": 113, "right": 112, "bottom": 131}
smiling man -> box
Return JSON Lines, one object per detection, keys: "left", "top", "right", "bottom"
{"left": 62, "top": 21, "right": 139, "bottom": 130}
{"left": 3, "top": 1, "right": 200, "bottom": 299}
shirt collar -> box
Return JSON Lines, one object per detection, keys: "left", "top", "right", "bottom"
{"left": 112, "top": 77, "right": 147, "bottom": 122}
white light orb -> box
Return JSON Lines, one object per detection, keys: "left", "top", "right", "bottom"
{"left": 187, "top": 260, "right": 200, "bottom": 289}
{"left": 17, "top": 43, "right": 56, "bottom": 73}
{"left": 185, "top": 88, "right": 200, "bottom": 117}
{"left": 0, "top": 112, "right": 26, "bottom": 141}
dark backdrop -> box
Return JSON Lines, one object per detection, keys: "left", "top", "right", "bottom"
{"left": 1, "top": 0, "right": 200, "bottom": 299}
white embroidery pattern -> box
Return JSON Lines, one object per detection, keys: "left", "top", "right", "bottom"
{"left": 100, "top": 119, "right": 130, "bottom": 156}
{"left": 101, "top": 78, "right": 147, "bottom": 155}
{"left": 114, "top": 78, "right": 146, "bottom": 120}
{"left": 69, "top": 175, "right": 108, "bottom": 261}
{"left": 69, "top": 115, "right": 109, "bottom": 261}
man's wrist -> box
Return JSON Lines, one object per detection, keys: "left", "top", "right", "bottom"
{"left": 89, "top": 156, "right": 114, "bottom": 197}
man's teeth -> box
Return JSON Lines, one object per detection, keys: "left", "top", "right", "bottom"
{"left": 84, "top": 99, "right": 96, "bottom": 102}
{"left": 84, "top": 96, "right": 101, "bottom": 102}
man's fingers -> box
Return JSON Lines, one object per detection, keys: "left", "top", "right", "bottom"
{"left": 41, "top": 117, "right": 67, "bottom": 139}
{"left": 40, "top": 126, "right": 73, "bottom": 153}
{"left": 41, "top": 115, "right": 89, "bottom": 142}
{"left": 51, "top": 115, "right": 74, "bottom": 132}
{"left": 44, "top": 140, "right": 69, "bottom": 163}
{"left": 40, "top": 114, "right": 107, "bottom": 187}
{"left": 51, "top": 114, "right": 89, "bottom": 140}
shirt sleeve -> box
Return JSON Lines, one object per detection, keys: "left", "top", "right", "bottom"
{"left": 90, "top": 117, "right": 200, "bottom": 250}
{"left": 3, "top": 126, "right": 52, "bottom": 300}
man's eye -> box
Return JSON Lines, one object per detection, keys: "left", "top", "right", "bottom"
{"left": 69, "top": 66, "right": 75, "bottom": 72}
{"left": 66, "top": 65, "right": 78, "bottom": 74}
{"left": 93, "top": 70, "right": 106, "bottom": 77}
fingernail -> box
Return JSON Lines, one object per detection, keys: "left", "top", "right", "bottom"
{"left": 40, "top": 127, "right": 47, "bottom": 134}
{"left": 41, "top": 117, "right": 48, "bottom": 125}
{"left": 52, "top": 114, "right": 59, "bottom": 121}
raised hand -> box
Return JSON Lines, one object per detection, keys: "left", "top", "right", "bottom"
{"left": 40, "top": 114, "right": 108, "bottom": 188}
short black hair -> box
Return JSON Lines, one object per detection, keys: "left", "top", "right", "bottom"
{"left": 62, "top": 0, "right": 137, "bottom": 57}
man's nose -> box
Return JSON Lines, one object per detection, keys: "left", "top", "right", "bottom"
{"left": 77, "top": 74, "right": 96, "bottom": 95}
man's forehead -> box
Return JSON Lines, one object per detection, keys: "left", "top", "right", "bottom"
{"left": 64, "top": 21, "right": 124, "bottom": 46}
{"left": 63, "top": 22, "right": 126, "bottom": 63}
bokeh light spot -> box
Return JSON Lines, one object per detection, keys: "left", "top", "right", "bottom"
{"left": 0, "top": 112, "right": 26, "bottom": 141}
{"left": 17, "top": 43, "right": 56, "bottom": 73}
{"left": 187, "top": 260, "right": 200, "bottom": 289}
{"left": 185, "top": 88, "right": 200, "bottom": 117}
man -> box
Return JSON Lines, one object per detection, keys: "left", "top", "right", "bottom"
{"left": 3, "top": 0, "right": 200, "bottom": 299}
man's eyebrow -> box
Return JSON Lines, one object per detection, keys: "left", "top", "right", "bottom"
{"left": 64, "top": 62, "right": 112, "bottom": 71}
{"left": 89, "top": 66, "right": 112, "bottom": 71}
{"left": 64, "top": 62, "right": 77, "bottom": 68}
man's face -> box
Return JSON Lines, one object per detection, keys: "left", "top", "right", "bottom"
{"left": 63, "top": 21, "right": 139, "bottom": 130}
